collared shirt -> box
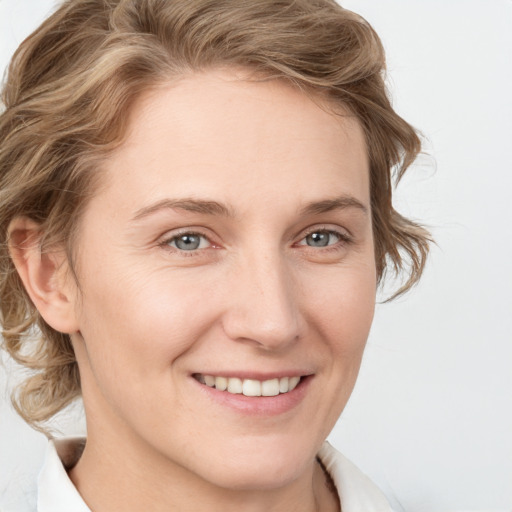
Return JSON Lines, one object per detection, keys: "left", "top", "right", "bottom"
{"left": 35, "top": 438, "right": 392, "bottom": 512}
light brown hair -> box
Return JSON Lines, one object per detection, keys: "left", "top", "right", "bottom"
{"left": 0, "top": 0, "right": 430, "bottom": 432}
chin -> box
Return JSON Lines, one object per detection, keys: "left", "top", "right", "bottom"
{"left": 204, "top": 457, "right": 308, "bottom": 492}
{"left": 190, "top": 435, "right": 318, "bottom": 491}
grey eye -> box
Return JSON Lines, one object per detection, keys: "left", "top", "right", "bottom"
{"left": 303, "top": 231, "right": 340, "bottom": 247}
{"left": 171, "top": 234, "right": 204, "bottom": 251}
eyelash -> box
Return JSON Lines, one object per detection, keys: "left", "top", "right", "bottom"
{"left": 296, "top": 226, "right": 353, "bottom": 252}
{"left": 159, "top": 226, "right": 352, "bottom": 257}
{"left": 159, "top": 230, "right": 214, "bottom": 257}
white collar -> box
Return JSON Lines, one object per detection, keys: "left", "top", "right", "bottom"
{"left": 318, "top": 441, "right": 393, "bottom": 512}
{"left": 37, "top": 438, "right": 89, "bottom": 512}
{"left": 37, "top": 438, "right": 391, "bottom": 512}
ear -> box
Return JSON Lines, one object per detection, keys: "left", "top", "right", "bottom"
{"left": 8, "top": 217, "right": 80, "bottom": 334}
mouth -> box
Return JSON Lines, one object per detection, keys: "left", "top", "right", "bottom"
{"left": 193, "top": 374, "right": 302, "bottom": 397}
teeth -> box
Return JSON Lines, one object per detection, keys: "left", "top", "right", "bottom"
{"left": 204, "top": 375, "right": 216, "bottom": 387}
{"left": 261, "top": 378, "right": 280, "bottom": 397}
{"left": 227, "top": 377, "right": 242, "bottom": 394}
{"left": 197, "top": 374, "right": 302, "bottom": 396}
{"left": 215, "top": 376, "right": 228, "bottom": 391}
{"left": 289, "top": 376, "right": 300, "bottom": 391}
{"left": 242, "top": 379, "right": 261, "bottom": 397}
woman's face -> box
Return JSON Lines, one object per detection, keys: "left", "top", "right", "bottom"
{"left": 69, "top": 70, "right": 376, "bottom": 490}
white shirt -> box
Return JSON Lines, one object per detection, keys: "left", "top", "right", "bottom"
{"left": 35, "top": 438, "right": 392, "bottom": 512}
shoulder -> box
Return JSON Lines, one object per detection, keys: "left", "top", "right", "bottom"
{"left": 318, "top": 441, "right": 393, "bottom": 512}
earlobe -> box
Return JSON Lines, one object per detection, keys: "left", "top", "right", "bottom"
{"left": 7, "top": 217, "right": 80, "bottom": 334}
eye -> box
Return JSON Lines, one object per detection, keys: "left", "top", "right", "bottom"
{"left": 165, "top": 232, "right": 211, "bottom": 251}
{"left": 298, "top": 230, "right": 342, "bottom": 248}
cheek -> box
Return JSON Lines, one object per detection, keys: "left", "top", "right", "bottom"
{"left": 292, "top": 261, "right": 376, "bottom": 440}
{"left": 75, "top": 264, "right": 216, "bottom": 394}
{"left": 309, "top": 261, "right": 375, "bottom": 411}
{"left": 306, "top": 261, "right": 376, "bottom": 346}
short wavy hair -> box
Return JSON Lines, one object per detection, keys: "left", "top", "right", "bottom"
{"left": 0, "top": 0, "right": 430, "bottom": 432}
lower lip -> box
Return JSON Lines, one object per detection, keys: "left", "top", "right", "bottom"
{"left": 192, "top": 376, "right": 312, "bottom": 416}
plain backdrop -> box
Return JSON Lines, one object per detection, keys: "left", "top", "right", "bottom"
{"left": 1, "top": 1, "right": 511, "bottom": 511}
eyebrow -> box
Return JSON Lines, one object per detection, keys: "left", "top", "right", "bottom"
{"left": 299, "top": 195, "right": 369, "bottom": 216}
{"left": 131, "top": 194, "right": 368, "bottom": 222}
{"left": 131, "top": 198, "right": 233, "bottom": 221}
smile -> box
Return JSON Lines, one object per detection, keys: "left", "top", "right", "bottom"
{"left": 194, "top": 374, "right": 302, "bottom": 397}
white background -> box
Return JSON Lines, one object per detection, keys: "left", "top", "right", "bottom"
{"left": 1, "top": 1, "right": 511, "bottom": 511}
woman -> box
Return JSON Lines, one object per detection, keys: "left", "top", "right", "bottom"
{"left": 0, "top": 0, "right": 430, "bottom": 510}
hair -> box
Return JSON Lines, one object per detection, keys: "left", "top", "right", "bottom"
{"left": 0, "top": 0, "right": 431, "bottom": 432}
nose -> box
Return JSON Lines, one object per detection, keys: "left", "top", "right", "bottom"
{"left": 221, "top": 251, "right": 301, "bottom": 351}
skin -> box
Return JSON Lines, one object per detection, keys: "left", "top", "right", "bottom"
{"left": 10, "top": 69, "right": 376, "bottom": 511}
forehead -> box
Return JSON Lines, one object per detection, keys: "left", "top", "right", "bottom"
{"left": 93, "top": 69, "right": 370, "bottom": 218}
